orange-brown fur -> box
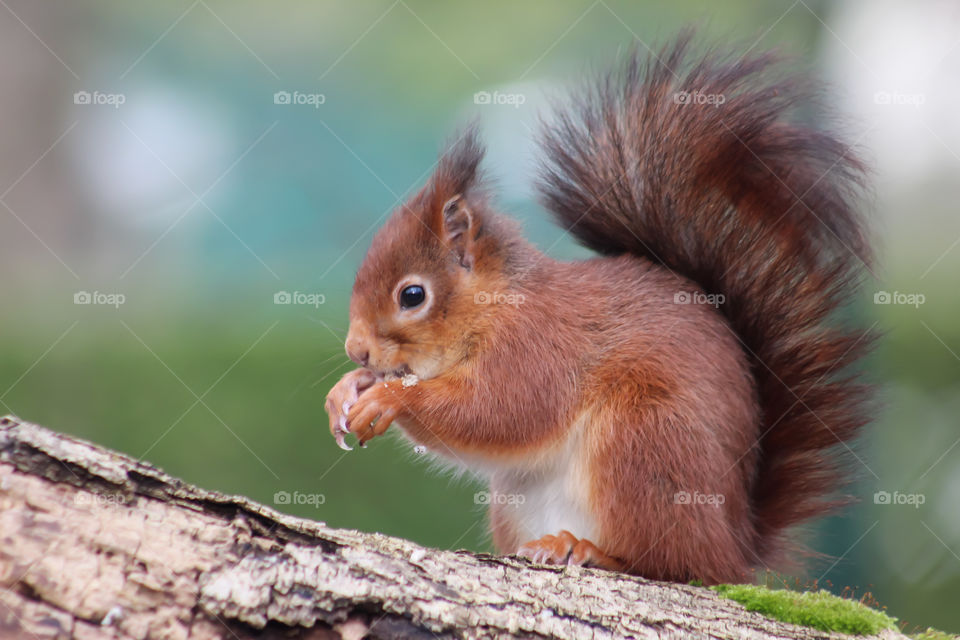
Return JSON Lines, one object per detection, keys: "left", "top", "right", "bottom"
{"left": 326, "top": 33, "right": 873, "bottom": 584}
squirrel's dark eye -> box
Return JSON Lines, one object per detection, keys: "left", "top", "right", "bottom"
{"left": 399, "top": 284, "right": 426, "bottom": 309}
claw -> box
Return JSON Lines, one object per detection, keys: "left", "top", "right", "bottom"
{"left": 335, "top": 400, "right": 354, "bottom": 451}
{"left": 517, "top": 531, "right": 624, "bottom": 571}
{"left": 334, "top": 428, "right": 352, "bottom": 451}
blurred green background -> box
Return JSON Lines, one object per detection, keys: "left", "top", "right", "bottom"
{"left": 1, "top": 0, "right": 958, "bottom": 633}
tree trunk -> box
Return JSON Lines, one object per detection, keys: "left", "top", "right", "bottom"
{"left": 0, "top": 415, "right": 903, "bottom": 640}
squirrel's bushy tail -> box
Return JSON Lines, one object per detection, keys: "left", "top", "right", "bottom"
{"left": 537, "top": 32, "right": 874, "bottom": 566}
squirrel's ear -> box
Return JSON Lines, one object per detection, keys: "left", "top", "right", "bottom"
{"left": 442, "top": 195, "right": 475, "bottom": 269}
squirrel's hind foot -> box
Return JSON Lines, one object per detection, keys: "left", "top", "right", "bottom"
{"left": 516, "top": 530, "right": 623, "bottom": 571}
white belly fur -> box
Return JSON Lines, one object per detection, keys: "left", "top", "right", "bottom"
{"left": 396, "top": 412, "right": 597, "bottom": 543}
{"left": 491, "top": 449, "right": 596, "bottom": 543}
{"left": 415, "top": 412, "right": 597, "bottom": 544}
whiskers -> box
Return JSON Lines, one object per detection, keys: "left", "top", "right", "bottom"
{"left": 308, "top": 356, "right": 354, "bottom": 390}
{"left": 280, "top": 351, "right": 354, "bottom": 404}
{"left": 305, "top": 315, "right": 349, "bottom": 339}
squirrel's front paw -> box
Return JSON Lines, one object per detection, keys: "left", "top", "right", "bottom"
{"left": 325, "top": 369, "right": 378, "bottom": 450}
{"left": 347, "top": 380, "right": 404, "bottom": 446}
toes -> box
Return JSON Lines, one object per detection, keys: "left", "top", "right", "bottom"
{"left": 556, "top": 530, "right": 578, "bottom": 550}
{"left": 349, "top": 403, "right": 381, "bottom": 440}
{"left": 353, "top": 369, "right": 378, "bottom": 394}
{"left": 369, "top": 407, "right": 398, "bottom": 439}
{"left": 517, "top": 536, "right": 553, "bottom": 563}
{"left": 326, "top": 369, "right": 382, "bottom": 451}
{"left": 517, "top": 533, "right": 573, "bottom": 565}
{"left": 566, "top": 540, "right": 594, "bottom": 567}
{"left": 517, "top": 533, "right": 622, "bottom": 571}
{"left": 327, "top": 403, "right": 352, "bottom": 451}
{"left": 567, "top": 539, "right": 624, "bottom": 571}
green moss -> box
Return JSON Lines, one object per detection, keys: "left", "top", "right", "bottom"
{"left": 711, "top": 584, "right": 897, "bottom": 636}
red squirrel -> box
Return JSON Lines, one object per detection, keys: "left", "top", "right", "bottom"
{"left": 324, "top": 34, "right": 873, "bottom": 584}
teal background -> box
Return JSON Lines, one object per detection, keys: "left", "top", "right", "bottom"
{"left": 0, "top": 1, "right": 957, "bottom": 633}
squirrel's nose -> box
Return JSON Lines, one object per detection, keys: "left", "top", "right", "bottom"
{"left": 345, "top": 336, "right": 370, "bottom": 367}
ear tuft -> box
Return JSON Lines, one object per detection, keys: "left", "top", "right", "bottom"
{"left": 433, "top": 125, "right": 485, "bottom": 199}
{"left": 443, "top": 195, "right": 474, "bottom": 269}
{"left": 425, "top": 125, "right": 486, "bottom": 269}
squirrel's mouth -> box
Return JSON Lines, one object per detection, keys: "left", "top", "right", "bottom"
{"left": 375, "top": 363, "right": 411, "bottom": 382}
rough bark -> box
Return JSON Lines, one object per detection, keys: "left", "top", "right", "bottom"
{"left": 0, "top": 415, "right": 904, "bottom": 640}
